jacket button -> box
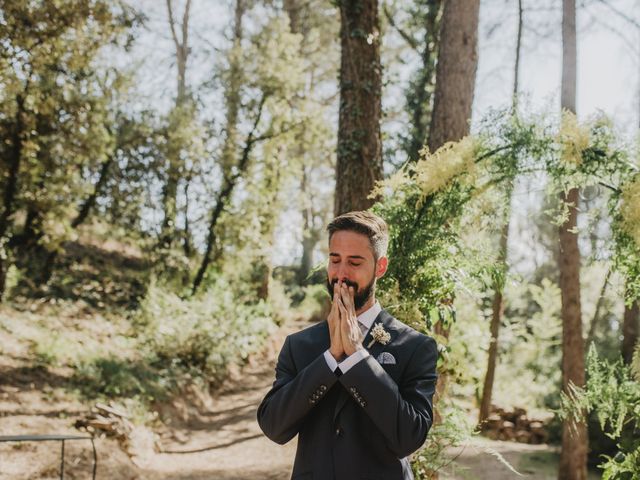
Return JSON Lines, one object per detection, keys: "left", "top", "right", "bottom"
{"left": 335, "top": 426, "right": 343, "bottom": 437}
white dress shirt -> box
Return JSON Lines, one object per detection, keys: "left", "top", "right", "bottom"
{"left": 323, "top": 301, "right": 381, "bottom": 374}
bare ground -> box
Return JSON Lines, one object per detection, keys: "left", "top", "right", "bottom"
{"left": 0, "top": 309, "right": 597, "bottom": 480}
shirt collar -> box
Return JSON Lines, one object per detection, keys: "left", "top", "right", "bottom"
{"left": 357, "top": 301, "right": 381, "bottom": 330}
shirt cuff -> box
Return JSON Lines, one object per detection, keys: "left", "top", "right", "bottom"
{"left": 324, "top": 349, "right": 339, "bottom": 372}
{"left": 338, "top": 349, "right": 370, "bottom": 373}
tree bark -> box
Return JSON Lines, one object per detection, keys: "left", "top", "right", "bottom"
{"left": 513, "top": 0, "right": 523, "bottom": 111}
{"left": 558, "top": 189, "right": 587, "bottom": 480}
{"left": 622, "top": 299, "right": 639, "bottom": 365}
{"left": 558, "top": 1, "right": 587, "bottom": 478}
{"left": 160, "top": 0, "right": 192, "bottom": 249}
{"left": 335, "top": 0, "right": 383, "bottom": 215}
{"left": 427, "top": 0, "right": 479, "bottom": 152}
{"left": 0, "top": 93, "right": 25, "bottom": 299}
{"left": 479, "top": 190, "right": 512, "bottom": 425}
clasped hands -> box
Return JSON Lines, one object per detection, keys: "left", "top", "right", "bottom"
{"left": 328, "top": 280, "right": 364, "bottom": 362}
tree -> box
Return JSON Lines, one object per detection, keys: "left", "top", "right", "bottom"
{"left": 479, "top": 0, "right": 523, "bottom": 426}
{"left": 191, "top": 6, "right": 306, "bottom": 295}
{"left": 334, "top": 0, "right": 383, "bottom": 215}
{"left": 0, "top": 0, "right": 137, "bottom": 298}
{"left": 384, "top": 0, "right": 443, "bottom": 163}
{"left": 158, "top": 0, "right": 194, "bottom": 252}
{"left": 424, "top": 0, "right": 479, "bottom": 427}
{"left": 557, "top": 0, "right": 588, "bottom": 478}
{"left": 427, "top": 0, "right": 479, "bottom": 152}
{"left": 281, "top": 0, "right": 337, "bottom": 285}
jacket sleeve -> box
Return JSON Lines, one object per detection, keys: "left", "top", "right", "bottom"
{"left": 338, "top": 335, "right": 438, "bottom": 458}
{"left": 257, "top": 335, "right": 339, "bottom": 444}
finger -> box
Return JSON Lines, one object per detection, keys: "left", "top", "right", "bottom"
{"left": 340, "top": 284, "right": 354, "bottom": 312}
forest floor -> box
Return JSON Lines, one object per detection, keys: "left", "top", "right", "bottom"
{"left": 0, "top": 302, "right": 601, "bottom": 480}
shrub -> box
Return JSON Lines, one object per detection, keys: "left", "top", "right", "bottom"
{"left": 136, "top": 278, "right": 277, "bottom": 386}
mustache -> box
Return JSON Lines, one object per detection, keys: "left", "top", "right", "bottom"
{"left": 329, "top": 278, "right": 359, "bottom": 292}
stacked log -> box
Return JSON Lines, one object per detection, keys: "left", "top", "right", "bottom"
{"left": 479, "top": 406, "right": 548, "bottom": 444}
{"left": 75, "top": 402, "right": 159, "bottom": 465}
{"left": 75, "top": 402, "right": 134, "bottom": 441}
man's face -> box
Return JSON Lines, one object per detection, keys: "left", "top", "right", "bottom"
{"left": 326, "top": 230, "right": 386, "bottom": 312}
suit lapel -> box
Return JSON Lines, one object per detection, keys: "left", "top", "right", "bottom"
{"left": 333, "top": 310, "right": 397, "bottom": 420}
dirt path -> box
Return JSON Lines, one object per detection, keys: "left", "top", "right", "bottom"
{"left": 0, "top": 311, "right": 598, "bottom": 480}
{"left": 139, "top": 322, "right": 300, "bottom": 480}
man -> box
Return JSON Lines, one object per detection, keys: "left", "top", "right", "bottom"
{"left": 257, "top": 211, "right": 438, "bottom": 480}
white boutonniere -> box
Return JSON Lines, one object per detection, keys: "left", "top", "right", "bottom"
{"left": 367, "top": 323, "right": 391, "bottom": 348}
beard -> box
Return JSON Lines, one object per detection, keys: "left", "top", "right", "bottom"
{"left": 326, "top": 274, "right": 376, "bottom": 311}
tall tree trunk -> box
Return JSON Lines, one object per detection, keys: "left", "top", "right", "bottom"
{"left": 334, "top": 0, "right": 383, "bottom": 215}
{"left": 425, "top": 4, "right": 479, "bottom": 477}
{"left": 623, "top": 40, "right": 640, "bottom": 366}
{"left": 298, "top": 168, "right": 314, "bottom": 285}
{"left": 512, "top": 0, "right": 523, "bottom": 111}
{"left": 558, "top": 0, "right": 587, "bottom": 478}
{"left": 479, "top": 0, "right": 523, "bottom": 425}
{"left": 221, "top": 0, "right": 244, "bottom": 177}
{"left": 160, "top": 0, "right": 192, "bottom": 249}
{"left": 427, "top": 0, "right": 479, "bottom": 152}
{"left": 284, "top": 0, "right": 320, "bottom": 284}
{"left": 479, "top": 188, "right": 512, "bottom": 425}
{"left": 622, "top": 299, "right": 639, "bottom": 365}
{"left": 0, "top": 93, "right": 26, "bottom": 299}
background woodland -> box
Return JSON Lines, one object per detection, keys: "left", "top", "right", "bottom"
{"left": 1, "top": 1, "right": 639, "bottom": 479}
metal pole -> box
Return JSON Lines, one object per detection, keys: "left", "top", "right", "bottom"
{"left": 91, "top": 437, "right": 97, "bottom": 480}
{"left": 60, "top": 439, "right": 65, "bottom": 479}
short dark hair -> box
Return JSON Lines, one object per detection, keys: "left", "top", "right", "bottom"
{"left": 327, "top": 211, "right": 389, "bottom": 260}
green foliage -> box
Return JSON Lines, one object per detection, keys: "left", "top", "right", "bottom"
{"left": 560, "top": 345, "right": 640, "bottom": 479}
{"left": 69, "top": 275, "right": 280, "bottom": 408}
{"left": 136, "top": 278, "right": 276, "bottom": 385}
{"left": 74, "top": 356, "right": 167, "bottom": 401}
{"left": 0, "top": 0, "right": 141, "bottom": 286}
{"left": 296, "top": 283, "right": 330, "bottom": 322}
{"left": 412, "top": 406, "right": 476, "bottom": 477}
{"left": 371, "top": 109, "right": 638, "bottom": 473}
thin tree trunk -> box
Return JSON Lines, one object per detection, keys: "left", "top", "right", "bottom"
{"left": 0, "top": 93, "right": 27, "bottom": 299}
{"left": 623, "top": 32, "right": 640, "bottom": 366}
{"left": 558, "top": 0, "right": 587, "bottom": 478}
{"left": 191, "top": 94, "right": 267, "bottom": 295}
{"left": 298, "top": 168, "right": 321, "bottom": 285}
{"left": 427, "top": 0, "right": 479, "bottom": 152}
{"left": 334, "top": 0, "right": 383, "bottom": 215}
{"left": 221, "top": 0, "right": 244, "bottom": 177}
{"left": 160, "top": 0, "right": 192, "bottom": 249}
{"left": 385, "top": 0, "right": 442, "bottom": 162}
{"left": 479, "top": 189, "right": 512, "bottom": 424}
{"left": 73, "top": 156, "right": 114, "bottom": 228}
{"left": 512, "top": 0, "right": 523, "bottom": 111}
{"left": 478, "top": 0, "right": 523, "bottom": 425}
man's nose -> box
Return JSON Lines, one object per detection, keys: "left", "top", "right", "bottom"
{"left": 335, "top": 263, "right": 349, "bottom": 280}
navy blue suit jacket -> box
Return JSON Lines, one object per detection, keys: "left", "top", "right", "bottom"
{"left": 257, "top": 309, "right": 438, "bottom": 480}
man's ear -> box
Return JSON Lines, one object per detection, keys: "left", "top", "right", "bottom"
{"left": 375, "top": 256, "right": 388, "bottom": 279}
